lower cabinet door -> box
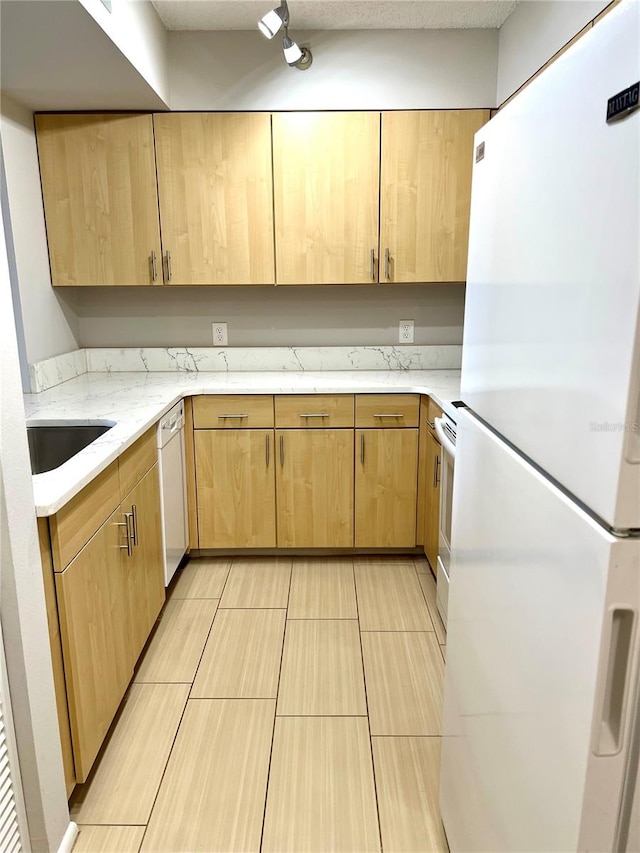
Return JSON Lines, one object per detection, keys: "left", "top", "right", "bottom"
{"left": 276, "top": 429, "right": 354, "bottom": 547}
{"left": 123, "top": 464, "right": 165, "bottom": 664}
{"left": 55, "top": 510, "right": 133, "bottom": 782}
{"left": 424, "top": 430, "right": 441, "bottom": 571}
{"left": 355, "top": 429, "right": 419, "bottom": 547}
{"left": 195, "top": 429, "right": 276, "bottom": 547}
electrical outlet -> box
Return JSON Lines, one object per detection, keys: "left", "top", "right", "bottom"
{"left": 399, "top": 320, "right": 414, "bottom": 344}
{"left": 212, "top": 322, "right": 228, "bottom": 347}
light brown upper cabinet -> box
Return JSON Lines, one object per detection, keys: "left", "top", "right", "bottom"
{"left": 153, "top": 113, "right": 275, "bottom": 285}
{"left": 35, "top": 114, "right": 162, "bottom": 286}
{"left": 272, "top": 112, "right": 381, "bottom": 285}
{"left": 380, "top": 110, "right": 490, "bottom": 283}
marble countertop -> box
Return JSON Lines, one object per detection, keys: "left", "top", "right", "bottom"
{"left": 24, "top": 370, "right": 461, "bottom": 516}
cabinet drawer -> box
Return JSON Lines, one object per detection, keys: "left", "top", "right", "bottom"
{"left": 119, "top": 427, "right": 157, "bottom": 500}
{"left": 427, "top": 398, "right": 443, "bottom": 433}
{"left": 355, "top": 394, "right": 419, "bottom": 428}
{"left": 50, "top": 460, "right": 120, "bottom": 572}
{"left": 275, "top": 395, "right": 354, "bottom": 428}
{"left": 193, "top": 395, "right": 274, "bottom": 428}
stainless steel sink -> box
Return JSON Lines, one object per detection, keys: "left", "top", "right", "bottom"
{"left": 27, "top": 421, "right": 116, "bottom": 475}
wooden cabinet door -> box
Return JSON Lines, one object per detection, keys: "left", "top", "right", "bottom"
{"left": 38, "top": 519, "right": 75, "bottom": 796}
{"left": 55, "top": 510, "right": 133, "bottom": 782}
{"left": 272, "top": 112, "right": 380, "bottom": 285}
{"left": 122, "top": 464, "right": 165, "bottom": 665}
{"left": 154, "top": 113, "right": 275, "bottom": 285}
{"left": 35, "top": 114, "right": 162, "bottom": 286}
{"left": 355, "top": 429, "right": 419, "bottom": 547}
{"left": 195, "top": 430, "right": 276, "bottom": 548}
{"left": 380, "top": 110, "right": 490, "bottom": 282}
{"left": 424, "top": 431, "right": 442, "bottom": 571}
{"left": 276, "top": 430, "right": 354, "bottom": 547}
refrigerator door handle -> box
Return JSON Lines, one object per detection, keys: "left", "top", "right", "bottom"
{"left": 594, "top": 607, "right": 636, "bottom": 756}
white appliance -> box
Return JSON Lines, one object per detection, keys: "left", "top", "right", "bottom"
{"left": 157, "top": 400, "right": 188, "bottom": 586}
{"left": 441, "top": 3, "right": 640, "bottom": 851}
{"left": 434, "top": 412, "right": 456, "bottom": 628}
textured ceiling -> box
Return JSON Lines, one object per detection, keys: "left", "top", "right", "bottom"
{"left": 151, "top": 0, "right": 519, "bottom": 31}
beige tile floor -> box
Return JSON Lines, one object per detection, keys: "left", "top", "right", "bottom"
{"left": 70, "top": 555, "right": 448, "bottom": 853}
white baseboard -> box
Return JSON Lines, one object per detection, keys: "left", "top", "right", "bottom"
{"left": 57, "top": 821, "right": 78, "bottom": 853}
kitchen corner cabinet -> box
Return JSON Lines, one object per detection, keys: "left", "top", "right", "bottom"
{"left": 153, "top": 113, "right": 275, "bottom": 285}
{"left": 272, "top": 112, "right": 381, "bottom": 285}
{"left": 380, "top": 110, "right": 490, "bottom": 282}
{"left": 35, "top": 113, "right": 162, "bottom": 286}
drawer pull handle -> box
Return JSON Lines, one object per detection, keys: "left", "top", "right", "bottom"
{"left": 217, "top": 414, "right": 249, "bottom": 419}
{"left": 299, "top": 413, "right": 330, "bottom": 418}
{"left": 266, "top": 434, "right": 270, "bottom": 467}
{"left": 361, "top": 433, "right": 365, "bottom": 465}
{"left": 280, "top": 435, "right": 284, "bottom": 466}
{"left": 117, "top": 514, "right": 133, "bottom": 557}
{"left": 373, "top": 413, "right": 405, "bottom": 418}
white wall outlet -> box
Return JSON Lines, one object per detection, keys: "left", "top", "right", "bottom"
{"left": 212, "top": 322, "right": 228, "bottom": 347}
{"left": 399, "top": 320, "right": 414, "bottom": 344}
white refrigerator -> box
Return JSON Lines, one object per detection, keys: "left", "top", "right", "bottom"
{"left": 440, "top": 2, "right": 640, "bottom": 851}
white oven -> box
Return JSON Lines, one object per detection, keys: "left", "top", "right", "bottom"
{"left": 434, "top": 412, "right": 457, "bottom": 628}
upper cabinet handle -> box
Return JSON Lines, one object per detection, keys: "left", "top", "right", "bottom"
{"left": 165, "top": 250, "right": 172, "bottom": 282}
{"left": 150, "top": 250, "right": 158, "bottom": 282}
{"left": 370, "top": 249, "right": 375, "bottom": 282}
{"left": 384, "top": 248, "right": 391, "bottom": 281}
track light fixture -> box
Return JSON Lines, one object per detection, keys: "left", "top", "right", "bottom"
{"left": 258, "top": 0, "right": 313, "bottom": 71}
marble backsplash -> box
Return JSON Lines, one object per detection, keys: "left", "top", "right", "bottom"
{"left": 29, "top": 345, "right": 462, "bottom": 393}
{"left": 29, "top": 348, "right": 88, "bottom": 394}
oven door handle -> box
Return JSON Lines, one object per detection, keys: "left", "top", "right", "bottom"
{"left": 434, "top": 416, "right": 456, "bottom": 458}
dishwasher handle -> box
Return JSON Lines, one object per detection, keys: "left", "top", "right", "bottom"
{"left": 434, "top": 416, "right": 456, "bottom": 458}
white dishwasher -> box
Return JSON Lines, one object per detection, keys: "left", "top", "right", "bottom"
{"left": 157, "top": 400, "right": 188, "bottom": 586}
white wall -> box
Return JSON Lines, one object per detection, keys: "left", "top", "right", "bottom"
{"left": 0, "top": 171, "right": 71, "bottom": 852}
{"left": 0, "top": 0, "right": 168, "bottom": 111}
{"left": 169, "top": 28, "right": 498, "bottom": 110}
{"left": 496, "top": 0, "right": 610, "bottom": 104}
{"left": 63, "top": 283, "right": 466, "bottom": 348}
{"left": 0, "top": 96, "right": 80, "bottom": 364}
{"left": 78, "top": 0, "right": 169, "bottom": 104}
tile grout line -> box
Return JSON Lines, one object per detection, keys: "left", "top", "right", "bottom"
{"left": 137, "top": 558, "right": 232, "bottom": 850}
{"left": 258, "top": 556, "right": 293, "bottom": 852}
{"left": 353, "top": 559, "right": 385, "bottom": 853}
